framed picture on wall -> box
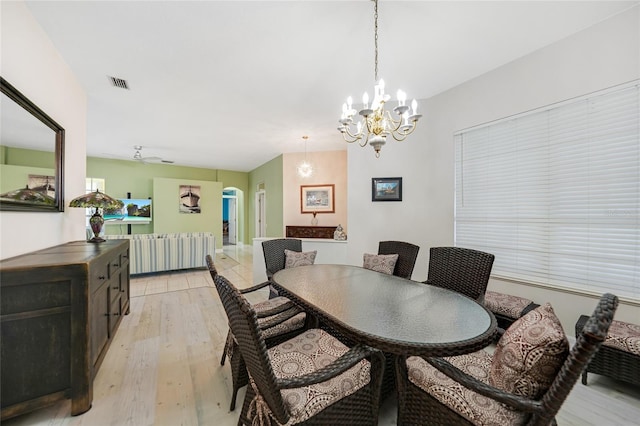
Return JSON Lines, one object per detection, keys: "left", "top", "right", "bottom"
{"left": 179, "top": 185, "right": 201, "bottom": 213}
{"left": 300, "top": 184, "right": 335, "bottom": 213}
{"left": 372, "top": 177, "right": 402, "bottom": 202}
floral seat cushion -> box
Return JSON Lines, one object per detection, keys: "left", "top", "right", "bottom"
{"left": 603, "top": 319, "right": 640, "bottom": 356}
{"left": 254, "top": 296, "right": 306, "bottom": 338}
{"left": 407, "top": 352, "right": 525, "bottom": 425}
{"left": 484, "top": 290, "right": 534, "bottom": 319}
{"left": 262, "top": 329, "right": 371, "bottom": 424}
{"left": 227, "top": 296, "right": 306, "bottom": 360}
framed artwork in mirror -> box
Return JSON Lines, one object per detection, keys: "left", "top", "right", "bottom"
{"left": 372, "top": 177, "right": 402, "bottom": 202}
{"left": 300, "top": 184, "right": 335, "bottom": 214}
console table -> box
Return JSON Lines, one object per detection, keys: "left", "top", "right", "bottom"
{"left": 0, "top": 240, "right": 130, "bottom": 420}
{"left": 286, "top": 225, "right": 337, "bottom": 239}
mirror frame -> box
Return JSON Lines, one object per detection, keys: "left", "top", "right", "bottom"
{"left": 1, "top": 77, "right": 65, "bottom": 212}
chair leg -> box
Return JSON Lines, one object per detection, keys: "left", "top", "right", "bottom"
{"left": 230, "top": 386, "right": 239, "bottom": 411}
{"left": 582, "top": 370, "right": 588, "bottom": 385}
{"left": 221, "top": 330, "right": 233, "bottom": 366}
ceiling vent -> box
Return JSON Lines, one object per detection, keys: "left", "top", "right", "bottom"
{"left": 108, "top": 76, "right": 129, "bottom": 90}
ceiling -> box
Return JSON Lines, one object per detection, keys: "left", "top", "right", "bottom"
{"left": 23, "top": 0, "right": 637, "bottom": 172}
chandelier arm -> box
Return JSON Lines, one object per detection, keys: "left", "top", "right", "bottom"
{"left": 383, "top": 110, "right": 403, "bottom": 133}
{"left": 341, "top": 126, "right": 365, "bottom": 144}
{"left": 390, "top": 123, "right": 417, "bottom": 142}
{"left": 342, "top": 124, "right": 362, "bottom": 139}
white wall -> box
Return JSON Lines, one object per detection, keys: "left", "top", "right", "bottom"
{"left": 347, "top": 6, "right": 640, "bottom": 330}
{"left": 0, "top": 1, "right": 87, "bottom": 259}
{"left": 283, "top": 150, "right": 348, "bottom": 233}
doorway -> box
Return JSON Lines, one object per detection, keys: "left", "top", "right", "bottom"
{"left": 223, "top": 189, "right": 238, "bottom": 245}
{"left": 256, "top": 189, "right": 266, "bottom": 238}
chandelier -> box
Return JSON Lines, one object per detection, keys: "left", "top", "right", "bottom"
{"left": 297, "top": 135, "right": 313, "bottom": 178}
{"left": 338, "top": 0, "right": 421, "bottom": 158}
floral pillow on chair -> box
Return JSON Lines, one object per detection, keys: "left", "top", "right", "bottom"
{"left": 363, "top": 253, "right": 399, "bottom": 275}
{"left": 284, "top": 249, "right": 317, "bottom": 268}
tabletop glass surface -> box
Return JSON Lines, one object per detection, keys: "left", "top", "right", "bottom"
{"left": 273, "top": 264, "right": 493, "bottom": 347}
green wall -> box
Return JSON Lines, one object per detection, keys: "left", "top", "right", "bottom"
{"left": 1, "top": 146, "right": 55, "bottom": 168}
{"left": 153, "top": 177, "right": 223, "bottom": 245}
{"left": 248, "top": 155, "right": 284, "bottom": 238}
{"left": 87, "top": 157, "right": 253, "bottom": 244}
{"left": 2, "top": 147, "right": 280, "bottom": 246}
{"left": 1, "top": 164, "right": 55, "bottom": 193}
{"left": 0, "top": 146, "right": 56, "bottom": 200}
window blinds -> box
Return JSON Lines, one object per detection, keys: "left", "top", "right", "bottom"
{"left": 454, "top": 81, "right": 639, "bottom": 301}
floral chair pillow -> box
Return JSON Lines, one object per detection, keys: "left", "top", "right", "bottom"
{"left": 362, "top": 253, "right": 399, "bottom": 275}
{"left": 284, "top": 249, "right": 317, "bottom": 268}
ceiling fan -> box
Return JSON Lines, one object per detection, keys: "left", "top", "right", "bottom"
{"left": 132, "top": 145, "right": 174, "bottom": 164}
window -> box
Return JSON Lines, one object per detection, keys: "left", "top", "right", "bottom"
{"left": 83, "top": 178, "right": 105, "bottom": 226}
{"left": 455, "top": 81, "right": 639, "bottom": 301}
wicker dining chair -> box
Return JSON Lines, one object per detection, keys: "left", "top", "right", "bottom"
{"left": 206, "top": 255, "right": 309, "bottom": 411}
{"left": 395, "top": 293, "right": 618, "bottom": 426}
{"left": 262, "top": 238, "right": 303, "bottom": 298}
{"left": 377, "top": 240, "right": 420, "bottom": 279}
{"left": 211, "top": 272, "right": 385, "bottom": 426}
{"left": 424, "top": 246, "right": 494, "bottom": 303}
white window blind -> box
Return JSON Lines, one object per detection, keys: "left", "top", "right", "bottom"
{"left": 455, "top": 81, "right": 639, "bottom": 301}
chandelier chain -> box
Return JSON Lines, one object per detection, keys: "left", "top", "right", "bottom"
{"left": 374, "top": 0, "right": 379, "bottom": 82}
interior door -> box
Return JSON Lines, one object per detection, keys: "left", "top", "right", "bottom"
{"left": 228, "top": 197, "right": 237, "bottom": 244}
{"left": 256, "top": 190, "right": 266, "bottom": 237}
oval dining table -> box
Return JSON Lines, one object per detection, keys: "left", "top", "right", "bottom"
{"left": 272, "top": 264, "right": 497, "bottom": 357}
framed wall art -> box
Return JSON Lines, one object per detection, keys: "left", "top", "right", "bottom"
{"left": 300, "top": 184, "right": 335, "bottom": 213}
{"left": 179, "top": 184, "right": 201, "bottom": 213}
{"left": 372, "top": 177, "right": 402, "bottom": 202}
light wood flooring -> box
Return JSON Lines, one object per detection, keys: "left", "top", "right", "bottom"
{"left": 4, "top": 244, "right": 640, "bottom": 426}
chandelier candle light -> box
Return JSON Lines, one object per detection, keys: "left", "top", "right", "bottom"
{"left": 338, "top": 0, "right": 421, "bottom": 157}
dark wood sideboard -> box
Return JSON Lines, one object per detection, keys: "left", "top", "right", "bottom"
{"left": 286, "top": 225, "right": 337, "bottom": 239}
{"left": 0, "top": 240, "right": 130, "bottom": 420}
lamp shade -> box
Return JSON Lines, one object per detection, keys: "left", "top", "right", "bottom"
{"left": 69, "top": 190, "right": 124, "bottom": 210}
{"left": 0, "top": 186, "right": 56, "bottom": 205}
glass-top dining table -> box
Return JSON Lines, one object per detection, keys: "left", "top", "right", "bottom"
{"left": 272, "top": 264, "right": 497, "bottom": 357}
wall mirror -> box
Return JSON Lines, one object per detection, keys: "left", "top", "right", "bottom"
{"left": 0, "top": 77, "right": 65, "bottom": 212}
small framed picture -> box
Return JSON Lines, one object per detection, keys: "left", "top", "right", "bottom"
{"left": 300, "top": 184, "right": 335, "bottom": 213}
{"left": 372, "top": 177, "right": 402, "bottom": 202}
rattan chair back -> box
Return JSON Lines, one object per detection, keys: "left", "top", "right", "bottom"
{"left": 212, "top": 273, "right": 290, "bottom": 424}
{"left": 206, "top": 255, "right": 218, "bottom": 278}
{"left": 378, "top": 240, "right": 420, "bottom": 279}
{"left": 262, "top": 238, "right": 302, "bottom": 279}
{"left": 426, "top": 246, "right": 494, "bottom": 302}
